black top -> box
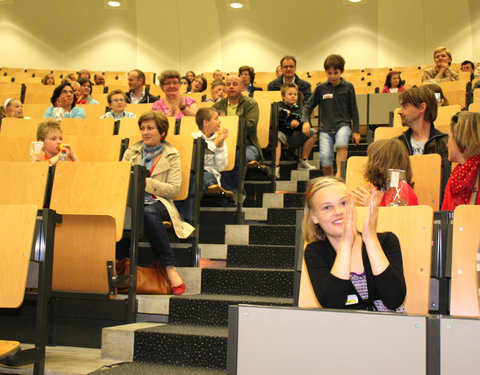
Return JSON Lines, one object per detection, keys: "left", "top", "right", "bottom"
{"left": 125, "top": 88, "right": 159, "bottom": 104}
{"left": 304, "top": 232, "right": 406, "bottom": 310}
{"left": 301, "top": 78, "right": 359, "bottom": 134}
{"left": 398, "top": 123, "right": 448, "bottom": 160}
{"left": 267, "top": 74, "right": 312, "bottom": 103}
{"left": 277, "top": 101, "right": 302, "bottom": 135}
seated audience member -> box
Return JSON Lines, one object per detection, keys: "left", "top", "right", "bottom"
{"left": 152, "top": 70, "right": 198, "bottom": 119}
{"left": 303, "top": 177, "right": 406, "bottom": 311}
{"left": 239, "top": 65, "right": 263, "bottom": 97}
{"left": 1, "top": 98, "right": 29, "bottom": 119}
{"left": 461, "top": 60, "right": 475, "bottom": 81}
{"left": 64, "top": 73, "right": 77, "bottom": 82}
{"left": 126, "top": 69, "right": 159, "bottom": 104}
{"left": 34, "top": 119, "right": 79, "bottom": 164}
{"left": 77, "top": 78, "right": 99, "bottom": 104}
{"left": 213, "top": 75, "right": 263, "bottom": 192}
{"left": 422, "top": 46, "right": 459, "bottom": 83}
{"left": 176, "top": 107, "right": 229, "bottom": 222}
{"left": 100, "top": 90, "right": 137, "bottom": 120}
{"left": 213, "top": 70, "right": 224, "bottom": 81}
{"left": 302, "top": 54, "right": 360, "bottom": 177}
{"left": 275, "top": 83, "right": 317, "bottom": 178}
{"left": 268, "top": 55, "right": 312, "bottom": 103}
{"left": 424, "top": 83, "right": 449, "bottom": 106}
{"left": 94, "top": 73, "right": 105, "bottom": 86}
{"left": 180, "top": 76, "right": 191, "bottom": 93}
{"left": 41, "top": 73, "right": 55, "bottom": 85}
{"left": 185, "top": 71, "right": 195, "bottom": 83}
{"left": 189, "top": 75, "right": 207, "bottom": 93}
{"left": 43, "top": 83, "right": 86, "bottom": 120}
{"left": 275, "top": 65, "right": 282, "bottom": 78}
{"left": 353, "top": 138, "right": 418, "bottom": 207}
{"left": 442, "top": 111, "right": 480, "bottom": 210}
{"left": 121, "top": 111, "right": 193, "bottom": 295}
{"left": 77, "top": 69, "right": 90, "bottom": 80}
{"left": 475, "top": 64, "right": 480, "bottom": 80}
{"left": 397, "top": 86, "right": 448, "bottom": 160}
{"left": 204, "top": 80, "right": 226, "bottom": 103}
{"left": 381, "top": 71, "right": 405, "bottom": 93}
{"left": 71, "top": 81, "right": 86, "bottom": 104}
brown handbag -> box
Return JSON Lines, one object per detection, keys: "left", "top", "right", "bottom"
{"left": 116, "top": 258, "right": 172, "bottom": 294}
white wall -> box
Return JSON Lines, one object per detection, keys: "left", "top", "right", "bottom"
{"left": 0, "top": 0, "right": 478, "bottom": 74}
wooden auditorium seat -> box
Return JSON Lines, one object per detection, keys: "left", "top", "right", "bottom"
{"left": 449, "top": 205, "right": 480, "bottom": 317}
{"left": 392, "top": 104, "right": 460, "bottom": 127}
{"left": 66, "top": 135, "right": 124, "bottom": 162}
{"left": 298, "top": 205, "right": 434, "bottom": 315}
{"left": 0, "top": 136, "right": 36, "bottom": 162}
{"left": 123, "top": 103, "right": 152, "bottom": 117}
{"left": 252, "top": 90, "right": 282, "bottom": 103}
{"left": 76, "top": 104, "right": 108, "bottom": 118}
{"left": 345, "top": 154, "right": 442, "bottom": 210}
{"left": 436, "top": 81, "right": 467, "bottom": 108}
{"left": 164, "top": 135, "right": 195, "bottom": 201}
{"left": 22, "top": 103, "right": 50, "bottom": 119}
{"left": 117, "top": 116, "right": 176, "bottom": 143}
{"left": 60, "top": 117, "right": 115, "bottom": 136}
{"left": 0, "top": 118, "right": 40, "bottom": 137}
{"left": 468, "top": 102, "right": 480, "bottom": 112}
{"left": 49, "top": 161, "right": 131, "bottom": 293}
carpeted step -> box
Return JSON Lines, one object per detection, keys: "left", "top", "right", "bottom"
{"left": 248, "top": 223, "right": 296, "bottom": 246}
{"left": 283, "top": 192, "right": 305, "bottom": 208}
{"left": 266, "top": 208, "right": 300, "bottom": 225}
{"left": 201, "top": 267, "right": 294, "bottom": 298}
{"left": 168, "top": 294, "right": 293, "bottom": 327}
{"left": 89, "top": 362, "right": 226, "bottom": 375}
{"left": 134, "top": 324, "right": 228, "bottom": 369}
{"left": 227, "top": 244, "right": 295, "bottom": 269}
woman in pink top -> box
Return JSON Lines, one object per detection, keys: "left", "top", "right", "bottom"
{"left": 353, "top": 138, "right": 418, "bottom": 207}
{"left": 152, "top": 70, "right": 198, "bottom": 119}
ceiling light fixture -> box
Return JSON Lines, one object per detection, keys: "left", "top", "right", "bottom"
{"left": 107, "top": 0, "right": 121, "bottom": 7}
{"left": 230, "top": 0, "right": 244, "bottom": 9}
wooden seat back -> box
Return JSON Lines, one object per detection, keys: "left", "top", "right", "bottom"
{"left": 179, "top": 115, "right": 238, "bottom": 172}
{"left": 0, "top": 204, "right": 38, "bottom": 308}
{"left": 166, "top": 135, "right": 194, "bottom": 201}
{"left": 76, "top": 104, "right": 108, "bottom": 118}
{"left": 468, "top": 102, "right": 480, "bottom": 112}
{"left": 0, "top": 162, "right": 49, "bottom": 208}
{"left": 60, "top": 118, "right": 115, "bottom": 136}
{"left": 299, "top": 206, "right": 434, "bottom": 314}
{"left": 0, "top": 118, "right": 40, "bottom": 137}
{"left": 392, "top": 105, "right": 460, "bottom": 127}
{"left": 0, "top": 136, "right": 37, "bottom": 162}
{"left": 66, "top": 135, "right": 123, "bottom": 161}
{"left": 117, "top": 117, "right": 176, "bottom": 141}
{"left": 125, "top": 103, "right": 154, "bottom": 117}
{"left": 345, "top": 154, "right": 442, "bottom": 210}
{"left": 450, "top": 205, "right": 480, "bottom": 317}
{"left": 255, "top": 98, "right": 272, "bottom": 149}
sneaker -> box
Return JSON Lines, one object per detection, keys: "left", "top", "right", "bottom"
{"left": 275, "top": 166, "right": 280, "bottom": 179}
{"left": 297, "top": 159, "right": 316, "bottom": 170}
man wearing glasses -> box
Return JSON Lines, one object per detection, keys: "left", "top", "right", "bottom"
{"left": 268, "top": 55, "right": 312, "bottom": 103}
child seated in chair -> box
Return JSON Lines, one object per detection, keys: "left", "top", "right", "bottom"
{"left": 275, "top": 83, "right": 317, "bottom": 178}
{"left": 34, "top": 119, "right": 79, "bottom": 164}
{"left": 100, "top": 90, "right": 137, "bottom": 121}
{"left": 175, "top": 107, "right": 229, "bottom": 222}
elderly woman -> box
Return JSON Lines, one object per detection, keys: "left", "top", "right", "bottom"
{"left": 189, "top": 75, "right": 207, "bottom": 93}
{"left": 442, "top": 111, "right": 480, "bottom": 210}
{"left": 239, "top": 65, "right": 263, "bottom": 96}
{"left": 43, "top": 83, "right": 86, "bottom": 119}
{"left": 152, "top": 70, "right": 198, "bottom": 119}
{"left": 77, "top": 78, "right": 99, "bottom": 104}
{"left": 422, "top": 46, "right": 459, "bottom": 83}
{"left": 122, "top": 111, "right": 194, "bottom": 295}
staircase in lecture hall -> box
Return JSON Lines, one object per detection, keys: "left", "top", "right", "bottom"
{"left": 91, "top": 141, "right": 368, "bottom": 374}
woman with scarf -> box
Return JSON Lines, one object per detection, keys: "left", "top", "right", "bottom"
{"left": 442, "top": 111, "right": 480, "bottom": 210}
{"left": 121, "top": 111, "right": 194, "bottom": 295}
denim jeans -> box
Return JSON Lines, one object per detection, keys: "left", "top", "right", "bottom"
{"left": 319, "top": 126, "right": 351, "bottom": 167}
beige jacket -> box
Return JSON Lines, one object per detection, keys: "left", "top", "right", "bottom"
{"left": 122, "top": 140, "right": 194, "bottom": 239}
{"left": 422, "top": 66, "right": 459, "bottom": 83}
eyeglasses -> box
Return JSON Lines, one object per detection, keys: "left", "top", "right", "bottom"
{"left": 111, "top": 99, "right": 125, "bottom": 103}
{"left": 282, "top": 65, "right": 295, "bottom": 69}
{"left": 163, "top": 81, "right": 180, "bottom": 86}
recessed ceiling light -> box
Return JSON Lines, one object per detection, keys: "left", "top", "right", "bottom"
{"left": 349, "top": 0, "right": 362, "bottom": 2}
{"left": 108, "top": 0, "right": 121, "bottom": 7}
{"left": 230, "top": 0, "right": 244, "bottom": 8}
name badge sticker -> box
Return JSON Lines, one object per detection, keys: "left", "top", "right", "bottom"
{"left": 345, "top": 294, "right": 359, "bottom": 305}
{"left": 323, "top": 93, "right": 334, "bottom": 99}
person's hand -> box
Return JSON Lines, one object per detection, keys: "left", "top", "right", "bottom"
{"left": 352, "top": 132, "right": 361, "bottom": 145}
{"left": 352, "top": 185, "right": 372, "bottom": 206}
{"left": 290, "top": 119, "right": 300, "bottom": 128}
{"left": 302, "top": 122, "right": 311, "bottom": 136}
{"left": 216, "top": 128, "right": 229, "bottom": 143}
{"left": 60, "top": 144, "right": 79, "bottom": 161}
{"left": 362, "top": 187, "right": 379, "bottom": 241}
{"left": 341, "top": 196, "right": 357, "bottom": 249}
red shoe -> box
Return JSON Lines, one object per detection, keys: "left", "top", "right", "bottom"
{"left": 171, "top": 276, "right": 186, "bottom": 295}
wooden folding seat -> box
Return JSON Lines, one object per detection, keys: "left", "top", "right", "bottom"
{"left": 0, "top": 136, "right": 36, "bottom": 162}
{"left": 91, "top": 85, "right": 106, "bottom": 97}
{"left": 0, "top": 67, "right": 25, "bottom": 76}
{"left": 60, "top": 117, "right": 115, "bottom": 136}
{"left": 76, "top": 103, "right": 108, "bottom": 118}
{"left": 197, "top": 101, "right": 214, "bottom": 109}
{"left": 252, "top": 90, "right": 281, "bottom": 103}
{"left": 26, "top": 68, "right": 52, "bottom": 77}
{"left": 475, "top": 88, "right": 480, "bottom": 103}
{"left": 105, "top": 84, "right": 130, "bottom": 93}
{"left": 66, "top": 135, "right": 123, "bottom": 162}
{"left": 374, "top": 126, "right": 405, "bottom": 141}
{"left": 437, "top": 81, "right": 467, "bottom": 108}
{"left": 0, "top": 82, "right": 22, "bottom": 95}
{"left": 22, "top": 103, "right": 49, "bottom": 118}
{"left": 0, "top": 118, "right": 40, "bottom": 137}
{"left": 449, "top": 205, "right": 480, "bottom": 317}
{"left": 23, "top": 83, "right": 56, "bottom": 104}
{"left": 345, "top": 154, "right": 442, "bottom": 210}
{"left": 124, "top": 103, "right": 153, "bottom": 117}
{"left": 298, "top": 205, "right": 434, "bottom": 314}
{"left": 148, "top": 85, "right": 162, "bottom": 97}
{"left": 255, "top": 97, "right": 273, "bottom": 151}
{"left": 50, "top": 161, "right": 131, "bottom": 293}
{"left": 469, "top": 102, "right": 480, "bottom": 112}
{"left": 144, "top": 72, "right": 156, "bottom": 85}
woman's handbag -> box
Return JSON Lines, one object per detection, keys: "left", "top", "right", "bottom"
{"left": 116, "top": 258, "right": 172, "bottom": 294}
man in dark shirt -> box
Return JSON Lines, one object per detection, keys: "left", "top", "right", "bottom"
{"left": 125, "top": 69, "right": 159, "bottom": 104}
{"left": 267, "top": 55, "right": 312, "bottom": 103}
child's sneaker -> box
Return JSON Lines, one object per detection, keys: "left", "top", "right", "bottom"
{"left": 297, "top": 159, "right": 316, "bottom": 170}
{"left": 275, "top": 166, "right": 280, "bottom": 179}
